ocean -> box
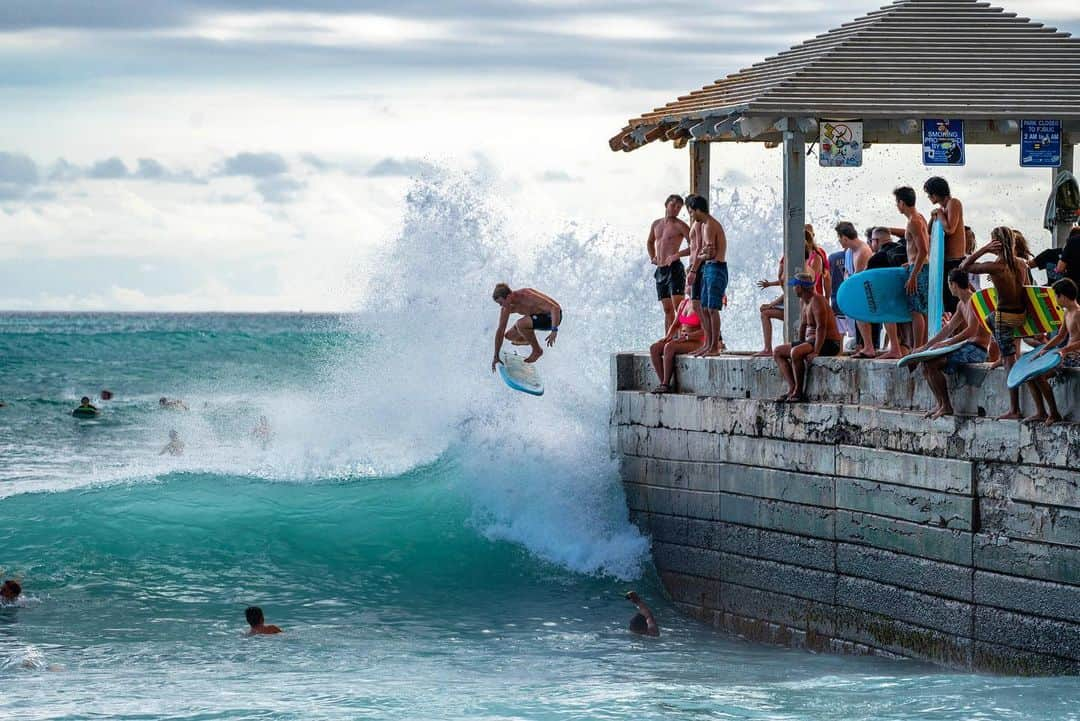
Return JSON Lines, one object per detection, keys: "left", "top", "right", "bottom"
{"left": 3, "top": 310, "right": 1080, "bottom": 720}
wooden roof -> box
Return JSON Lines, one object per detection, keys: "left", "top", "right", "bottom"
{"left": 610, "top": 0, "right": 1080, "bottom": 152}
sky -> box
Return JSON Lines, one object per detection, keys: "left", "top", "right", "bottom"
{"left": 2, "top": 0, "right": 1079, "bottom": 311}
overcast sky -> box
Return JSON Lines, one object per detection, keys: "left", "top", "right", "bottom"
{"left": 2, "top": 0, "right": 1079, "bottom": 310}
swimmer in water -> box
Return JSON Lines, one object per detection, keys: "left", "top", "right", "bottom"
{"left": 73, "top": 397, "right": 99, "bottom": 416}
{"left": 625, "top": 591, "right": 659, "bottom": 637}
{"left": 251, "top": 416, "right": 273, "bottom": 448}
{"left": 245, "top": 606, "right": 282, "bottom": 635}
{"left": 159, "top": 397, "right": 188, "bottom": 411}
{"left": 1, "top": 580, "right": 22, "bottom": 604}
{"left": 100, "top": 390, "right": 113, "bottom": 401}
{"left": 160, "top": 430, "right": 185, "bottom": 456}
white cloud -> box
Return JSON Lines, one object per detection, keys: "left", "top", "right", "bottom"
{"left": 176, "top": 12, "right": 451, "bottom": 47}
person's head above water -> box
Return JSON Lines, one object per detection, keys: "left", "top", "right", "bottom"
{"left": 492, "top": 283, "right": 512, "bottom": 306}
{"left": 1, "top": 579, "right": 21, "bottom": 601}
{"left": 80, "top": 397, "right": 91, "bottom": 406}
{"left": 169, "top": 430, "right": 180, "bottom": 441}
{"left": 629, "top": 613, "right": 650, "bottom": 634}
{"left": 159, "top": 397, "right": 168, "bottom": 406}
{"left": 100, "top": 390, "right": 113, "bottom": 401}
{"left": 245, "top": 606, "right": 265, "bottom": 627}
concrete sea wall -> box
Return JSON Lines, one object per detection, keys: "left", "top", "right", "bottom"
{"left": 611, "top": 353, "right": 1080, "bottom": 674}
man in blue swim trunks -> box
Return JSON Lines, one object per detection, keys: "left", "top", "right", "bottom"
{"left": 684, "top": 195, "right": 728, "bottom": 357}
{"left": 888, "top": 186, "right": 929, "bottom": 349}
{"left": 908, "top": 270, "right": 991, "bottom": 419}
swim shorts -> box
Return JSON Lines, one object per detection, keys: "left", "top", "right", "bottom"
{"left": 942, "top": 258, "right": 963, "bottom": 314}
{"left": 944, "top": 342, "right": 988, "bottom": 373}
{"left": 907, "top": 265, "right": 930, "bottom": 316}
{"left": 1063, "top": 352, "right": 1080, "bottom": 369}
{"left": 654, "top": 260, "right": 686, "bottom": 300}
{"left": 701, "top": 261, "right": 728, "bottom": 310}
{"left": 530, "top": 313, "right": 556, "bottom": 331}
{"left": 795, "top": 338, "right": 841, "bottom": 357}
{"left": 990, "top": 308, "right": 1024, "bottom": 358}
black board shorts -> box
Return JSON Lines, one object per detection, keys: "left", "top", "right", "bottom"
{"left": 530, "top": 313, "right": 557, "bottom": 331}
{"left": 654, "top": 260, "right": 686, "bottom": 300}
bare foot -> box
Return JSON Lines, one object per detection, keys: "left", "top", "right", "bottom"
{"left": 787, "top": 390, "right": 806, "bottom": 403}
{"left": 1022, "top": 413, "right": 1047, "bottom": 425}
{"left": 651, "top": 384, "right": 670, "bottom": 394}
{"left": 988, "top": 359, "right": 1004, "bottom": 371}
{"left": 524, "top": 349, "right": 543, "bottom": 363}
{"left": 878, "top": 349, "right": 902, "bottom": 360}
{"left": 753, "top": 350, "right": 773, "bottom": 357}
{"left": 704, "top": 350, "right": 723, "bottom": 357}
{"left": 997, "top": 411, "right": 1022, "bottom": 420}
{"left": 851, "top": 350, "right": 877, "bottom": 359}
{"left": 923, "top": 406, "right": 939, "bottom": 419}
{"left": 690, "top": 345, "right": 710, "bottom": 357}
{"left": 1045, "top": 413, "right": 1063, "bottom": 427}
{"left": 930, "top": 406, "right": 954, "bottom": 419}
{"left": 775, "top": 392, "right": 792, "bottom": 403}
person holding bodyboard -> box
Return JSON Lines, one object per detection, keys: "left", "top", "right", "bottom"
{"left": 490, "top": 284, "right": 562, "bottom": 371}
{"left": 887, "top": 186, "right": 930, "bottom": 354}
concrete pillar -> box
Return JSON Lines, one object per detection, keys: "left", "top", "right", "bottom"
{"left": 689, "top": 141, "right": 710, "bottom": 199}
{"left": 1053, "top": 143, "right": 1075, "bottom": 249}
{"left": 782, "top": 121, "right": 806, "bottom": 342}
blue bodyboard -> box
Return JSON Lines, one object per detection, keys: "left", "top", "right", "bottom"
{"left": 1007, "top": 347, "right": 1062, "bottom": 389}
{"left": 836, "top": 267, "right": 911, "bottom": 323}
{"left": 896, "top": 340, "right": 970, "bottom": 368}
{"left": 928, "top": 220, "right": 945, "bottom": 336}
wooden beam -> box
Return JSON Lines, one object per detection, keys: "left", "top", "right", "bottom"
{"left": 782, "top": 120, "right": 807, "bottom": 343}
{"left": 689, "top": 141, "right": 710, "bottom": 197}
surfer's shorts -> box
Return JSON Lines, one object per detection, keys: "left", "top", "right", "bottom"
{"left": 1063, "top": 353, "right": 1080, "bottom": 369}
{"left": 654, "top": 260, "right": 686, "bottom": 300}
{"left": 530, "top": 313, "right": 556, "bottom": 331}
{"left": 944, "top": 342, "right": 988, "bottom": 373}
{"left": 906, "top": 265, "right": 930, "bottom": 316}
{"left": 943, "top": 258, "right": 963, "bottom": 314}
{"left": 701, "top": 261, "right": 728, "bottom": 310}
{"left": 794, "top": 338, "right": 841, "bottom": 357}
{"left": 990, "top": 309, "right": 1024, "bottom": 358}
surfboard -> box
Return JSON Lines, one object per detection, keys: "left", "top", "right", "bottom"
{"left": 928, "top": 220, "right": 945, "bottom": 336}
{"left": 1007, "top": 346, "right": 1063, "bottom": 389}
{"left": 895, "top": 340, "right": 970, "bottom": 368}
{"left": 836, "top": 267, "right": 912, "bottom": 323}
{"left": 497, "top": 350, "right": 544, "bottom": 396}
{"left": 970, "top": 286, "right": 1062, "bottom": 337}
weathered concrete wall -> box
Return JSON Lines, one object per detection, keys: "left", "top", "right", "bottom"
{"left": 612, "top": 353, "right": 1080, "bottom": 674}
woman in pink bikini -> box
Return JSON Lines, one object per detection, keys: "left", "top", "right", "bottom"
{"left": 649, "top": 296, "right": 703, "bottom": 393}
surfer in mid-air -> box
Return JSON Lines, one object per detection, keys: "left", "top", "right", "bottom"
{"left": 491, "top": 284, "right": 563, "bottom": 370}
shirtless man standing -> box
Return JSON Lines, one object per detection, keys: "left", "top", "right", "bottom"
{"left": 491, "top": 283, "right": 563, "bottom": 369}
{"left": 684, "top": 195, "right": 728, "bottom": 357}
{"left": 647, "top": 194, "right": 692, "bottom": 333}
{"left": 772, "top": 273, "right": 843, "bottom": 401}
{"left": 925, "top": 176, "right": 966, "bottom": 315}
{"left": 909, "top": 269, "right": 992, "bottom": 419}
{"left": 960, "top": 227, "right": 1030, "bottom": 420}
{"left": 835, "top": 222, "right": 874, "bottom": 357}
{"left": 889, "top": 186, "right": 930, "bottom": 351}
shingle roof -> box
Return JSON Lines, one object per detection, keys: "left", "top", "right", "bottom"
{"left": 610, "top": 0, "right": 1080, "bottom": 151}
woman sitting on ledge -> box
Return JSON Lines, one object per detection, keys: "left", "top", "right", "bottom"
{"left": 649, "top": 296, "right": 703, "bottom": 393}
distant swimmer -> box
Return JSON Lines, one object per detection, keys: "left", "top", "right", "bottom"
{"left": 72, "top": 397, "right": 100, "bottom": 417}
{"left": 160, "top": 430, "right": 185, "bottom": 456}
{"left": 245, "top": 606, "right": 282, "bottom": 635}
{"left": 625, "top": 591, "right": 659, "bottom": 637}
{"left": 159, "top": 397, "right": 188, "bottom": 411}
{"left": 491, "top": 284, "right": 562, "bottom": 369}
{"left": 100, "top": 390, "right": 114, "bottom": 401}
{"left": 1, "top": 580, "right": 21, "bottom": 604}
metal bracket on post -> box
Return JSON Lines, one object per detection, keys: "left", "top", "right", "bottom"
{"left": 781, "top": 119, "right": 807, "bottom": 344}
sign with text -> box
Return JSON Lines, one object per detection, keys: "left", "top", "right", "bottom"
{"left": 922, "top": 119, "right": 965, "bottom": 166}
{"left": 819, "top": 120, "right": 863, "bottom": 167}
{"left": 1020, "top": 119, "right": 1062, "bottom": 168}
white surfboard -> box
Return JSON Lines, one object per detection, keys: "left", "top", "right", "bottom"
{"left": 498, "top": 350, "right": 544, "bottom": 396}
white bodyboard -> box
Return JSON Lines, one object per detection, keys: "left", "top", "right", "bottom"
{"left": 498, "top": 350, "right": 544, "bottom": 396}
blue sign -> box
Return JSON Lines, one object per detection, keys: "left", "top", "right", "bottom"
{"left": 922, "top": 119, "right": 965, "bottom": 166}
{"left": 1021, "top": 119, "right": 1062, "bottom": 167}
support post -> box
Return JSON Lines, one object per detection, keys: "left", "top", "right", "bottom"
{"left": 689, "top": 140, "right": 710, "bottom": 198}
{"left": 781, "top": 120, "right": 806, "bottom": 343}
{"left": 1053, "top": 143, "right": 1075, "bottom": 249}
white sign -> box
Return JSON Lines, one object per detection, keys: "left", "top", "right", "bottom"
{"left": 819, "top": 120, "right": 863, "bottom": 167}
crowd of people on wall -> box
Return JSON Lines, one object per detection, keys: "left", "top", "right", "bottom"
{"left": 643, "top": 178, "right": 1080, "bottom": 424}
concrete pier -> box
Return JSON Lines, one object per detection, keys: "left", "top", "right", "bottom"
{"left": 612, "top": 353, "right": 1080, "bottom": 674}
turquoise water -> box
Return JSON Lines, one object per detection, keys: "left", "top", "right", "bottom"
{"left": 3, "top": 312, "right": 1080, "bottom": 720}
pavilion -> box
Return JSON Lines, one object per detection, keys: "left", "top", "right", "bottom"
{"left": 609, "top": 0, "right": 1080, "bottom": 340}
